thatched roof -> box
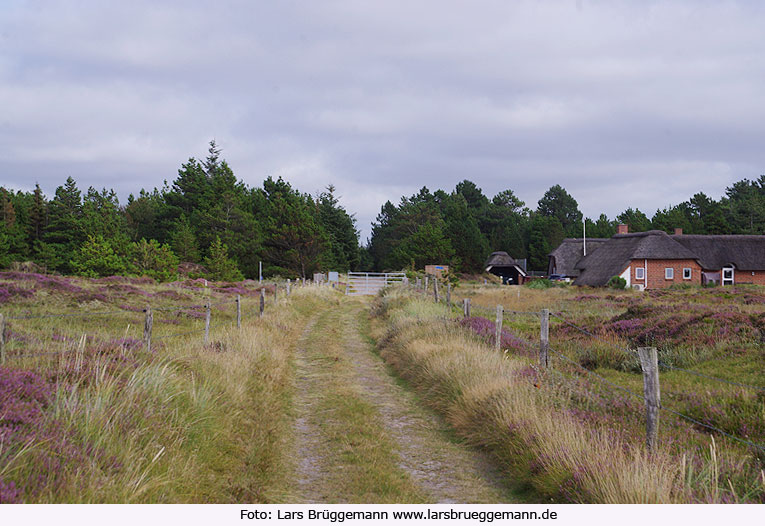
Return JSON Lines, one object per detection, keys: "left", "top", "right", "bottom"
{"left": 573, "top": 231, "right": 697, "bottom": 286}
{"left": 548, "top": 238, "right": 608, "bottom": 277}
{"left": 672, "top": 235, "right": 765, "bottom": 270}
{"left": 484, "top": 251, "right": 520, "bottom": 269}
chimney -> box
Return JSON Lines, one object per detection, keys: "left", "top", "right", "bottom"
{"left": 617, "top": 224, "right": 629, "bottom": 235}
{"left": 674, "top": 227, "right": 683, "bottom": 236}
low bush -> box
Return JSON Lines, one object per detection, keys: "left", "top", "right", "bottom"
{"left": 607, "top": 276, "right": 626, "bottom": 289}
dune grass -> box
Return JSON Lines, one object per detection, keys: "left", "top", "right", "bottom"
{"left": 0, "top": 274, "right": 332, "bottom": 503}
{"left": 373, "top": 288, "right": 765, "bottom": 503}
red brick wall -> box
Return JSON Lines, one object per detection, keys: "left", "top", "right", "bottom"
{"left": 627, "top": 259, "right": 702, "bottom": 289}
{"left": 729, "top": 270, "right": 765, "bottom": 286}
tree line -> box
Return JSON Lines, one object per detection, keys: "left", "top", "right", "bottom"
{"left": 368, "top": 176, "right": 765, "bottom": 272}
{"left": 0, "top": 142, "right": 360, "bottom": 280}
{"left": 1, "top": 140, "right": 763, "bottom": 278}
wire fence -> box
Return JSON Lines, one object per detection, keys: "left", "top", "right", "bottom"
{"left": 0, "top": 279, "right": 312, "bottom": 364}
{"left": 407, "top": 278, "right": 765, "bottom": 453}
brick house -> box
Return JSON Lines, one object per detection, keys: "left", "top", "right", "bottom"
{"left": 558, "top": 225, "right": 765, "bottom": 289}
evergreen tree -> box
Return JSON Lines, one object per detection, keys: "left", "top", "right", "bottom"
{"left": 527, "top": 214, "right": 565, "bottom": 270}
{"left": 589, "top": 213, "right": 617, "bottom": 238}
{"left": 484, "top": 189, "right": 529, "bottom": 258}
{"left": 44, "top": 176, "right": 84, "bottom": 273}
{"left": 28, "top": 183, "right": 47, "bottom": 244}
{"left": 616, "top": 207, "right": 652, "bottom": 232}
{"left": 0, "top": 188, "right": 27, "bottom": 261}
{"left": 70, "top": 234, "right": 128, "bottom": 277}
{"left": 722, "top": 178, "right": 763, "bottom": 234}
{"left": 652, "top": 205, "right": 693, "bottom": 234}
{"left": 390, "top": 217, "right": 455, "bottom": 270}
{"left": 317, "top": 185, "right": 360, "bottom": 271}
{"left": 169, "top": 215, "right": 200, "bottom": 262}
{"left": 537, "top": 185, "right": 582, "bottom": 236}
{"left": 259, "top": 176, "right": 327, "bottom": 278}
{"left": 203, "top": 236, "right": 244, "bottom": 282}
{"left": 442, "top": 193, "right": 488, "bottom": 272}
{"left": 130, "top": 238, "right": 179, "bottom": 282}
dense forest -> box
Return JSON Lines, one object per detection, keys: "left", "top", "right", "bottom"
{"left": 1, "top": 141, "right": 763, "bottom": 279}
{"left": 0, "top": 142, "right": 360, "bottom": 280}
{"left": 367, "top": 176, "right": 765, "bottom": 273}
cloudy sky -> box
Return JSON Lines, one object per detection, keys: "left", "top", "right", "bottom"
{"left": 1, "top": 1, "right": 764, "bottom": 240}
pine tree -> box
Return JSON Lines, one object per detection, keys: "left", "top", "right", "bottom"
{"left": 203, "top": 236, "right": 244, "bottom": 282}
{"left": 44, "top": 176, "right": 84, "bottom": 273}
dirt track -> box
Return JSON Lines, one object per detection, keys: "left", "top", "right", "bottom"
{"left": 288, "top": 297, "right": 516, "bottom": 503}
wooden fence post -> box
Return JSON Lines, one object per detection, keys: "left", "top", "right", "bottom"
{"left": 424, "top": 276, "right": 429, "bottom": 291}
{"left": 433, "top": 278, "right": 439, "bottom": 303}
{"left": 287, "top": 279, "right": 291, "bottom": 296}
{"left": 0, "top": 313, "right": 5, "bottom": 365}
{"left": 236, "top": 295, "right": 241, "bottom": 329}
{"left": 204, "top": 303, "right": 211, "bottom": 345}
{"left": 446, "top": 282, "right": 451, "bottom": 305}
{"left": 463, "top": 298, "right": 471, "bottom": 317}
{"left": 143, "top": 306, "right": 153, "bottom": 353}
{"left": 638, "top": 346, "right": 660, "bottom": 451}
{"left": 259, "top": 289, "right": 265, "bottom": 318}
{"left": 495, "top": 304, "right": 503, "bottom": 351}
{"left": 539, "top": 308, "right": 549, "bottom": 367}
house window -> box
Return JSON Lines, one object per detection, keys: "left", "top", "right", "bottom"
{"left": 635, "top": 267, "right": 645, "bottom": 280}
{"left": 665, "top": 268, "right": 674, "bottom": 280}
{"left": 683, "top": 268, "right": 692, "bottom": 280}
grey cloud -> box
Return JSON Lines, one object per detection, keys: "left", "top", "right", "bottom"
{"left": 1, "top": 1, "right": 764, "bottom": 240}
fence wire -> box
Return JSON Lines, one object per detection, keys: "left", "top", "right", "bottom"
{"left": 549, "top": 311, "right": 765, "bottom": 392}
{"left": 8, "top": 310, "right": 127, "bottom": 320}
{"left": 547, "top": 346, "right": 645, "bottom": 401}
{"left": 657, "top": 361, "right": 765, "bottom": 392}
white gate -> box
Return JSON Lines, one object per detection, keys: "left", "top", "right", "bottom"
{"left": 345, "top": 272, "right": 406, "bottom": 296}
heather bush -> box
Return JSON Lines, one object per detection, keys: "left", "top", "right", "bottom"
{"left": 0, "top": 280, "right": 329, "bottom": 502}
{"left": 0, "top": 283, "right": 35, "bottom": 303}
{"left": 459, "top": 316, "right": 534, "bottom": 357}
{"left": 389, "top": 286, "right": 765, "bottom": 502}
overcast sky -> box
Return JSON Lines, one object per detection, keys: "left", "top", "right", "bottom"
{"left": 2, "top": 1, "right": 764, "bottom": 240}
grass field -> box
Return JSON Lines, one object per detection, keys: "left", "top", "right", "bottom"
{"left": 0, "top": 271, "right": 325, "bottom": 503}
{"left": 388, "top": 281, "right": 764, "bottom": 502}
{"left": 1, "top": 271, "right": 763, "bottom": 503}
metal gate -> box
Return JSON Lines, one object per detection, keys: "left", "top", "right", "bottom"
{"left": 345, "top": 272, "right": 406, "bottom": 296}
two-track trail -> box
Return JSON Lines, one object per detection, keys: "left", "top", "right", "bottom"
{"left": 285, "top": 296, "right": 517, "bottom": 503}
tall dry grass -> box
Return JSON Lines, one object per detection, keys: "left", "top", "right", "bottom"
{"left": 1, "top": 284, "right": 336, "bottom": 502}
{"left": 374, "top": 288, "right": 764, "bottom": 503}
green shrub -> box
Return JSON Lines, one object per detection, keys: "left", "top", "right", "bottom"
{"left": 525, "top": 278, "right": 552, "bottom": 289}
{"left": 203, "top": 236, "right": 244, "bottom": 282}
{"left": 607, "top": 276, "right": 626, "bottom": 289}
{"left": 130, "top": 238, "right": 179, "bottom": 282}
{"left": 70, "top": 235, "right": 129, "bottom": 277}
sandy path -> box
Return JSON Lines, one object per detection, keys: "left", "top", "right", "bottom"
{"left": 289, "top": 298, "right": 515, "bottom": 503}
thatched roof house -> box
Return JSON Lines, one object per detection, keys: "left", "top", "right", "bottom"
{"left": 554, "top": 226, "right": 765, "bottom": 289}
{"left": 671, "top": 235, "right": 764, "bottom": 271}
{"left": 484, "top": 251, "right": 527, "bottom": 285}
{"left": 573, "top": 231, "right": 698, "bottom": 287}
{"left": 548, "top": 238, "right": 608, "bottom": 278}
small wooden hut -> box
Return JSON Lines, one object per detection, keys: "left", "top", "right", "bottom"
{"left": 484, "top": 251, "right": 527, "bottom": 285}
